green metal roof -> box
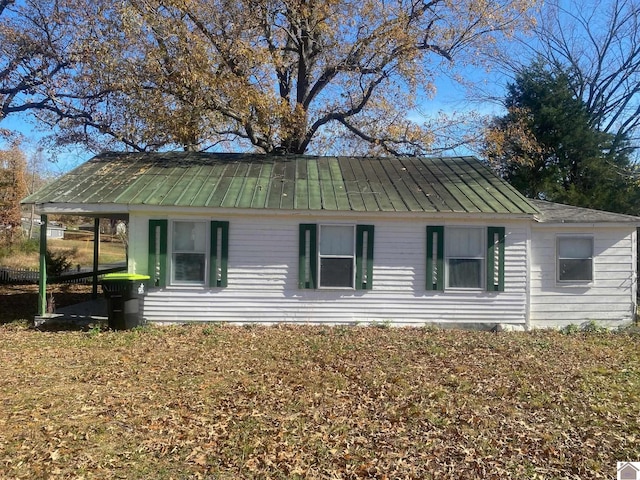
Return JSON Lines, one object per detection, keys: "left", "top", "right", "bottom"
{"left": 22, "top": 152, "right": 537, "bottom": 214}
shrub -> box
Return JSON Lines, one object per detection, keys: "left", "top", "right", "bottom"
{"left": 45, "top": 249, "right": 72, "bottom": 276}
{"left": 561, "top": 324, "right": 580, "bottom": 335}
{"left": 582, "top": 320, "right": 608, "bottom": 333}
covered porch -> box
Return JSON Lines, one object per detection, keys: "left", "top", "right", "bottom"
{"left": 27, "top": 209, "right": 129, "bottom": 326}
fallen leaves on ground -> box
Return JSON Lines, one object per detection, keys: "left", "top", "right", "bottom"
{"left": 0, "top": 324, "right": 638, "bottom": 479}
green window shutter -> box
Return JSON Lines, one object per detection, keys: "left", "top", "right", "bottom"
{"left": 355, "top": 225, "right": 374, "bottom": 290}
{"left": 148, "top": 219, "right": 167, "bottom": 287}
{"left": 426, "top": 226, "right": 444, "bottom": 291}
{"left": 487, "top": 226, "right": 505, "bottom": 292}
{"left": 210, "top": 221, "right": 229, "bottom": 287}
{"left": 298, "top": 224, "right": 317, "bottom": 289}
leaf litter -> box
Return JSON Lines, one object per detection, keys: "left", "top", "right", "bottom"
{"left": 0, "top": 324, "right": 638, "bottom": 479}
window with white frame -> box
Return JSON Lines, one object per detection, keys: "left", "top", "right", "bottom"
{"left": 557, "top": 236, "right": 593, "bottom": 282}
{"left": 427, "top": 225, "right": 505, "bottom": 292}
{"left": 148, "top": 219, "right": 229, "bottom": 288}
{"left": 445, "top": 227, "right": 485, "bottom": 289}
{"left": 171, "top": 220, "right": 208, "bottom": 284}
{"left": 319, "top": 225, "right": 355, "bottom": 288}
{"left": 299, "top": 223, "right": 374, "bottom": 290}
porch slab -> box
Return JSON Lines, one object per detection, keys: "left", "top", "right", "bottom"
{"left": 34, "top": 298, "right": 108, "bottom": 329}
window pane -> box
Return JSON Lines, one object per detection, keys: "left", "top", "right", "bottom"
{"left": 320, "top": 258, "right": 353, "bottom": 287}
{"left": 447, "top": 227, "right": 483, "bottom": 257}
{"left": 447, "top": 259, "right": 482, "bottom": 288}
{"left": 559, "top": 259, "right": 592, "bottom": 281}
{"left": 320, "top": 226, "right": 354, "bottom": 255}
{"left": 173, "top": 221, "right": 207, "bottom": 252}
{"left": 173, "top": 253, "right": 206, "bottom": 282}
{"left": 558, "top": 237, "right": 592, "bottom": 259}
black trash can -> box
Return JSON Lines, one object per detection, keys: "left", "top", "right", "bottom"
{"left": 101, "top": 273, "right": 150, "bottom": 330}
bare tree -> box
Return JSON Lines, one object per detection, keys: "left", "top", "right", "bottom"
{"left": 507, "top": 0, "right": 640, "bottom": 156}
{"left": 0, "top": 0, "right": 14, "bottom": 16}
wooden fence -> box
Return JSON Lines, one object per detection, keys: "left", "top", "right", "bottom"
{"left": 0, "top": 268, "right": 39, "bottom": 284}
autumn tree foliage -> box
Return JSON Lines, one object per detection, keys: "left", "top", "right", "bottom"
{"left": 483, "top": 61, "right": 640, "bottom": 214}
{"left": 0, "top": 0, "right": 538, "bottom": 154}
{"left": 0, "top": 146, "right": 27, "bottom": 244}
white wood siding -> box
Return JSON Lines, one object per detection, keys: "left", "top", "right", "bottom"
{"left": 129, "top": 212, "right": 529, "bottom": 327}
{"left": 529, "top": 225, "right": 637, "bottom": 328}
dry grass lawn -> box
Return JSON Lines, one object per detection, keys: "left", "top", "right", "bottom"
{"left": 0, "top": 324, "right": 638, "bottom": 479}
{"left": 0, "top": 238, "right": 126, "bottom": 271}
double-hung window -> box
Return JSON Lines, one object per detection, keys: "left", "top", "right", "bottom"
{"left": 299, "top": 223, "right": 374, "bottom": 290}
{"left": 557, "top": 236, "right": 593, "bottom": 283}
{"left": 148, "top": 219, "right": 229, "bottom": 288}
{"left": 319, "top": 225, "right": 355, "bottom": 288}
{"left": 445, "top": 227, "right": 484, "bottom": 289}
{"left": 426, "top": 225, "right": 505, "bottom": 292}
{"left": 172, "top": 221, "right": 207, "bottom": 285}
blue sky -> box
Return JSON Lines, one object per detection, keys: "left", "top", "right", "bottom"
{"left": 0, "top": 117, "right": 88, "bottom": 176}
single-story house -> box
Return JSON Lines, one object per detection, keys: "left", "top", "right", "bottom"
{"left": 22, "top": 152, "right": 640, "bottom": 329}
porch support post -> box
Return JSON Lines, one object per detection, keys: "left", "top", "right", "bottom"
{"left": 38, "top": 214, "right": 48, "bottom": 316}
{"left": 92, "top": 217, "right": 100, "bottom": 299}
